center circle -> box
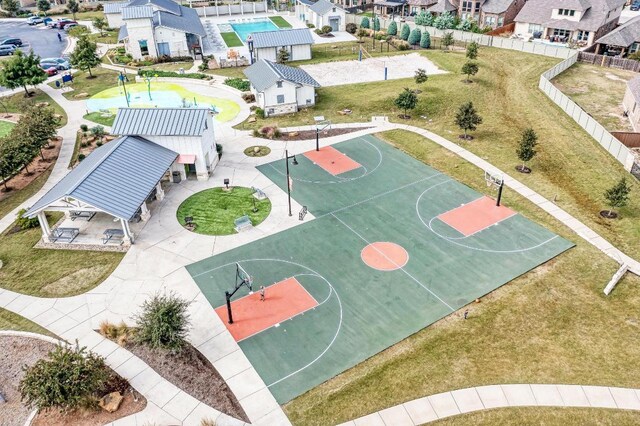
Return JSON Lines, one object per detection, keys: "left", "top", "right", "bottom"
{"left": 361, "top": 242, "right": 409, "bottom": 271}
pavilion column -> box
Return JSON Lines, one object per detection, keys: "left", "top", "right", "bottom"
{"left": 121, "top": 219, "right": 134, "bottom": 244}
{"left": 155, "top": 182, "right": 165, "bottom": 201}
{"left": 37, "top": 212, "right": 51, "bottom": 240}
{"left": 140, "top": 202, "right": 151, "bottom": 222}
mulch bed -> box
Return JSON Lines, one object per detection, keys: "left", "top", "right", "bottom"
{"left": 279, "top": 127, "right": 372, "bottom": 141}
{"left": 0, "top": 138, "right": 61, "bottom": 199}
{"left": 122, "top": 341, "right": 249, "bottom": 422}
{"left": 515, "top": 165, "right": 532, "bottom": 174}
{"left": 600, "top": 210, "right": 618, "bottom": 219}
{"left": 0, "top": 336, "right": 146, "bottom": 426}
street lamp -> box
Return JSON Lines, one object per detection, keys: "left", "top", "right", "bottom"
{"left": 285, "top": 150, "right": 298, "bottom": 216}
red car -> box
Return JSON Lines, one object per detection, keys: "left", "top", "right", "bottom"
{"left": 42, "top": 66, "right": 58, "bottom": 76}
{"left": 59, "top": 20, "right": 77, "bottom": 29}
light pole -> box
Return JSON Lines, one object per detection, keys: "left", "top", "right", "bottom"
{"left": 285, "top": 150, "right": 298, "bottom": 216}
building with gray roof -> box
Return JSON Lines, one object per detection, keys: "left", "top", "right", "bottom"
{"left": 244, "top": 59, "right": 320, "bottom": 117}
{"left": 295, "top": 0, "right": 347, "bottom": 32}
{"left": 514, "top": 0, "right": 626, "bottom": 47}
{"left": 623, "top": 76, "right": 640, "bottom": 132}
{"left": 249, "top": 28, "right": 314, "bottom": 62}
{"left": 595, "top": 15, "right": 640, "bottom": 56}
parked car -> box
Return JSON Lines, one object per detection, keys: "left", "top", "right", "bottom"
{"left": 58, "top": 20, "right": 77, "bottom": 29}
{"left": 64, "top": 23, "right": 79, "bottom": 32}
{"left": 632, "top": 1, "right": 640, "bottom": 11}
{"left": 0, "top": 45, "right": 15, "bottom": 56}
{"left": 41, "top": 66, "right": 58, "bottom": 76}
{"left": 48, "top": 18, "right": 72, "bottom": 29}
{"left": 26, "top": 16, "right": 43, "bottom": 25}
{"left": 0, "top": 38, "right": 22, "bottom": 47}
{"left": 42, "top": 17, "right": 53, "bottom": 26}
{"left": 40, "top": 57, "right": 70, "bottom": 70}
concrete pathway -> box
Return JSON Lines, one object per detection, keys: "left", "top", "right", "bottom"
{"left": 338, "top": 383, "right": 640, "bottom": 425}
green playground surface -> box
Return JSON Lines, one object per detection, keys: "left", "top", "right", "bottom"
{"left": 186, "top": 134, "right": 574, "bottom": 404}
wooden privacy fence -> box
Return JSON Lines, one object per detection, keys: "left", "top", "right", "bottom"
{"left": 487, "top": 22, "right": 515, "bottom": 36}
{"left": 612, "top": 132, "right": 640, "bottom": 149}
{"left": 577, "top": 52, "right": 640, "bottom": 72}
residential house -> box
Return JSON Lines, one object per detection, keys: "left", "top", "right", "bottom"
{"left": 111, "top": 108, "right": 218, "bottom": 181}
{"left": 114, "top": 0, "right": 207, "bottom": 60}
{"left": 407, "top": 0, "right": 437, "bottom": 15}
{"left": 419, "top": 0, "right": 524, "bottom": 29}
{"left": 478, "top": 0, "right": 527, "bottom": 29}
{"left": 296, "top": 0, "right": 347, "bottom": 32}
{"left": 244, "top": 59, "right": 320, "bottom": 117}
{"left": 594, "top": 15, "right": 640, "bottom": 55}
{"left": 513, "top": 0, "right": 626, "bottom": 47}
{"left": 249, "top": 28, "right": 314, "bottom": 62}
{"left": 623, "top": 76, "right": 640, "bottom": 131}
{"left": 374, "top": 0, "right": 407, "bottom": 16}
{"left": 105, "top": 1, "right": 130, "bottom": 28}
{"left": 426, "top": 0, "right": 457, "bottom": 16}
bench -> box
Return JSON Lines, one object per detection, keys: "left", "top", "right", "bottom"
{"left": 49, "top": 227, "right": 79, "bottom": 243}
{"left": 234, "top": 215, "right": 252, "bottom": 232}
{"left": 299, "top": 206, "right": 308, "bottom": 221}
{"left": 70, "top": 211, "right": 96, "bottom": 221}
{"left": 102, "top": 228, "right": 125, "bottom": 245}
{"left": 251, "top": 187, "right": 267, "bottom": 200}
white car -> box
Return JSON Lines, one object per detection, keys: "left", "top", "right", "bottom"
{"left": 40, "top": 57, "right": 71, "bottom": 70}
{"left": 26, "top": 16, "right": 43, "bottom": 25}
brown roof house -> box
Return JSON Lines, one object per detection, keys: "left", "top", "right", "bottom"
{"left": 594, "top": 15, "right": 640, "bottom": 55}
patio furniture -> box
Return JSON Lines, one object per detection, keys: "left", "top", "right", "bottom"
{"left": 102, "top": 228, "right": 125, "bottom": 245}
{"left": 251, "top": 187, "right": 267, "bottom": 200}
{"left": 49, "top": 227, "right": 79, "bottom": 243}
{"left": 234, "top": 215, "right": 252, "bottom": 232}
{"left": 70, "top": 210, "right": 96, "bottom": 221}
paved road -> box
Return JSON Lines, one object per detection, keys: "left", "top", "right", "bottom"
{"left": 0, "top": 20, "right": 68, "bottom": 59}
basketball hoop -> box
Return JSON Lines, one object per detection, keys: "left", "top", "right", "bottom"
{"left": 484, "top": 170, "right": 505, "bottom": 207}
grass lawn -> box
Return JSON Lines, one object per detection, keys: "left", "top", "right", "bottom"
{"left": 552, "top": 62, "right": 636, "bottom": 132}
{"left": 0, "top": 214, "right": 124, "bottom": 297}
{"left": 176, "top": 187, "right": 271, "bottom": 235}
{"left": 269, "top": 16, "right": 292, "bottom": 28}
{"left": 0, "top": 120, "right": 15, "bottom": 137}
{"left": 0, "top": 89, "right": 67, "bottom": 127}
{"left": 49, "top": 67, "right": 120, "bottom": 100}
{"left": 83, "top": 111, "right": 115, "bottom": 127}
{"left": 50, "top": 10, "right": 105, "bottom": 20}
{"left": 221, "top": 32, "right": 244, "bottom": 48}
{"left": 433, "top": 407, "right": 640, "bottom": 425}
{"left": 284, "top": 129, "right": 640, "bottom": 425}
{"left": 88, "top": 29, "right": 119, "bottom": 44}
{"left": 241, "top": 46, "right": 640, "bottom": 262}
{"left": 206, "top": 67, "right": 247, "bottom": 79}
{"left": 0, "top": 308, "right": 55, "bottom": 337}
{"left": 0, "top": 168, "right": 51, "bottom": 221}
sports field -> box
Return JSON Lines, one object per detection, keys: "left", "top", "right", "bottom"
{"left": 186, "top": 135, "right": 573, "bottom": 403}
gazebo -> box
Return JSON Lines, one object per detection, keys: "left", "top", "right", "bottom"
{"left": 25, "top": 135, "right": 178, "bottom": 246}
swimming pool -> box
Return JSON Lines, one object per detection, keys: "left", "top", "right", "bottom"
{"left": 230, "top": 19, "right": 278, "bottom": 43}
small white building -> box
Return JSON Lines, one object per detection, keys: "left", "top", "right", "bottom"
{"left": 114, "top": 0, "right": 207, "bottom": 60}
{"left": 244, "top": 59, "right": 320, "bottom": 117}
{"left": 296, "top": 0, "right": 347, "bottom": 32}
{"left": 112, "top": 108, "right": 218, "bottom": 181}
{"left": 249, "top": 28, "right": 314, "bottom": 62}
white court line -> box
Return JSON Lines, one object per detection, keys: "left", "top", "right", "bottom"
{"left": 330, "top": 213, "right": 455, "bottom": 312}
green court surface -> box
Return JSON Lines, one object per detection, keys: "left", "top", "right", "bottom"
{"left": 186, "top": 135, "right": 574, "bottom": 403}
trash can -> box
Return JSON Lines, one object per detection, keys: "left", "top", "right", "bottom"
{"left": 172, "top": 171, "right": 181, "bottom": 183}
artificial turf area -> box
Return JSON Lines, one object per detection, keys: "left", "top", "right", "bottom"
{"left": 176, "top": 187, "right": 271, "bottom": 235}
{"left": 221, "top": 32, "right": 244, "bottom": 47}
{"left": 187, "top": 135, "right": 572, "bottom": 404}
{"left": 269, "top": 16, "right": 292, "bottom": 28}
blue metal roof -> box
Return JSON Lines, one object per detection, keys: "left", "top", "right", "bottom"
{"left": 122, "top": 5, "right": 154, "bottom": 19}
{"left": 118, "top": 25, "right": 128, "bottom": 41}
{"left": 244, "top": 59, "right": 320, "bottom": 92}
{"left": 104, "top": 1, "right": 130, "bottom": 14}
{"left": 309, "top": 0, "right": 344, "bottom": 15}
{"left": 251, "top": 28, "right": 314, "bottom": 49}
{"left": 25, "top": 136, "right": 178, "bottom": 221}
{"left": 112, "top": 108, "right": 210, "bottom": 136}
{"left": 128, "top": 0, "right": 181, "bottom": 15}
{"left": 153, "top": 5, "right": 206, "bottom": 36}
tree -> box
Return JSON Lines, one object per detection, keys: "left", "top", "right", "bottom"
{"left": 466, "top": 41, "right": 479, "bottom": 59}
{"left": 516, "top": 128, "right": 537, "bottom": 172}
{"left": 13, "top": 104, "right": 59, "bottom": 161}
{"left": 434, "top": 11, "right": 455, "bottom": 29}
{"left": 461, "top": 61, "right": 479, "bottom": 82}
{"left": 394, "top": 87, "right": 417, "bottom": 119}
{"left": 414, "top": 68, "right": 428, "bottom": 85}
{"left": 400, "top": 23, "right": 411, "bottom": 41}
{"left": 420, "top": 31, "right": 431, "bottom": 49}
{"left": 455, "top": 101, "right": 482, "bottom": 139}
{"left": 276, "top": 47, "right": 290, "bottom": 64}
{"left": 442, "top": 32, "right": 454, "bottom": 51}
{"left": 37, "top": 0, "right": 50, "bottom": 14}
{"left": 387, "top": 21, "right": 397, "bottom": 36}
{"left": 70, "top": 36, "right": 100, "bottom": 78}
{"left": 356, "top": 28, "right": 368, "bottom": 40}
{"left": 0, "top": 50, "right": 47, "bottom": 97}
{"left": 2, "top": 0, "right": 19, "bottom": 16}
{"left": 0, "top": 137, "right": 20, "bottom": 191}
{"left": 373, "top": 16, "right": 380, "bottom": 31}
{"left": 90, "top": 125, "right": 105, "bottom": 143}
{"left": 135, "top": 292, "right": 191, "bottom": 352}
{"left": 603, "top": 177, "right": 632, "bottom": 218}
{"left": 20, "top": 343, "right": 108, "bottom": 413}
{"left": 92, "top": 17, "right": 108, "bottom": 37}
{"left": 360, "top": 17, "right": 370, "bottom": 29}
{"left": 408, "top": 28, "right": 421, "bottom": 46}
{"left": 67, "top": 0, "right": 79, "bottom": 20}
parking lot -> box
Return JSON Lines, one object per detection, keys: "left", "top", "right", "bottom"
{"left": 0, "top": 20, "right": 67, "bottom": 61}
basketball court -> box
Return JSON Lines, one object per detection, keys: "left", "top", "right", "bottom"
{"left": 186, "top": 135, "right": 573, "bottom": 404}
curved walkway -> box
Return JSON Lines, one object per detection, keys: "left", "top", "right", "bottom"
{"left": 338, "top": 383, "right": 640, "bottom": 425}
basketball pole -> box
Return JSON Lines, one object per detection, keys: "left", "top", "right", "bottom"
{"left": 496, "top": 181, "right": 504, "bottom": 207}
{"left": 225, "top": 291, "right": 234, "bottom": 324}
{"left": 285, "top": 149, "right": 294, "bottom": 216}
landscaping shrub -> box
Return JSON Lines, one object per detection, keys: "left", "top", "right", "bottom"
{"left": 224, "top": 77, "right": 250, "bottom": 91}
{"left": 134, "top": 292, "right": 191, "bottom": 353}
{"left": 16, "top": 208, "right": 38, "bottom": 230}
{"left": 78, "top": 153, "right": 86, "bottom": 162}
{"left": 258, "top": 126, "right": 281, "bottom": 139}
{"left": 387, "top": 21, "right": 397, "bottom": 36}
{"left": 242, "top": 92, "right": 256, "bottom": 103}
{"left": 20, "top": 343, "right": 109, "bottom": 413}
{"left": 420, "top": 31, "right": 431, "bottom": 49}
{"left": 408, "top": 28, "right": 421, "bottom": 45}
{"left": 80, "top": 124, "right": 88, "bottom": 132}
{"left": 346, "top": 22, "right": 357, "bottom": 34}
{"left": 321, "top": 25, "right": 332, "bottom": 34}
{"left": 390, "top": 39, "right": 410, "bottom": 50}
{"left": 400, "top": 23, "right": 410, "bottom": 40}
{"left": 306, "top": 23, "right": 315, "bottom": 28}
{"left": 357, "top": 28, "right": 368, "bottom": 39}
{"left": 216, "top": 143, "right": 223, "bottom": 158}
{"left": 138, "top": 69, "right": 207, "bottom": 80}
{"left": 360, "top": 17, "right": 370, "bottom": 29}
{"left": 255, "top": 107, "right": 265, "bottom": 119}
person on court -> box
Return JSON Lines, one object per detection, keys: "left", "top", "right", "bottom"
{"left": 259, "top": 285, "right": 265, "bottom": 301}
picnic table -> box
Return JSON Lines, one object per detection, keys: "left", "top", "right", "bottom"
{"left": 49, "top": 227, "right": 79, "bottom": 243}
{"left": 70, "top": 211, "right": 96, "bottom": 221}
{"left": 234, "top": 215, "right": 252, "bottom": 232}
{"left": 102, "top": 228, "right": 125, "bottom": 245}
